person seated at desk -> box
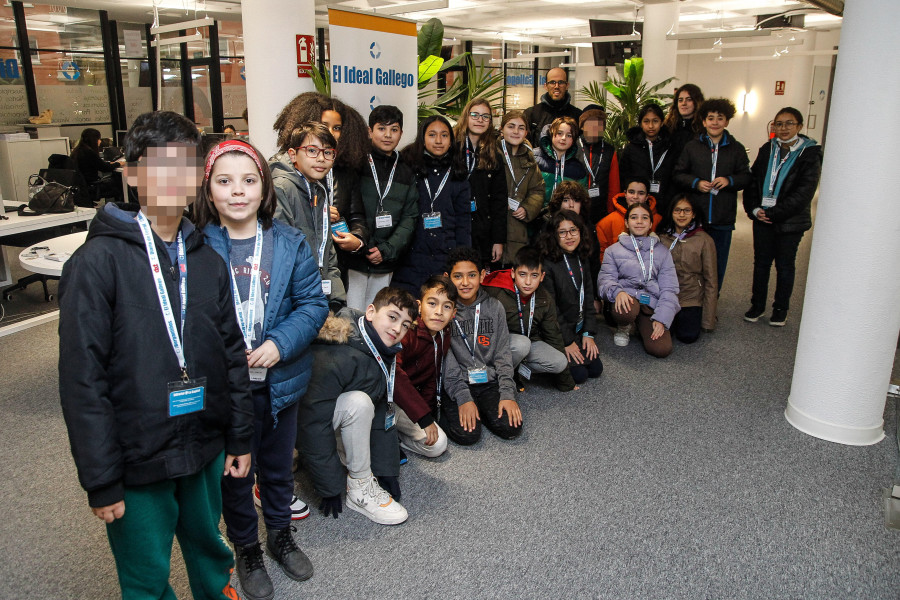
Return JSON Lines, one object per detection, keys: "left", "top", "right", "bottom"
{"left": 71, "top": 128, "right": 124, "bottom": 202}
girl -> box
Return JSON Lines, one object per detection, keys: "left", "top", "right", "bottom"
{"left": 664, "top": 83, "right": 705, "bottom": 159}
{"left": 533, "top": 116, "right": 588, "bottom": 208}
{"left": 539, "top": 209, "right": 603, "bottom": 384}
{"left": 742, "top": 107, "right": 822, "bottom": 326}
{"left": 658, "top": 193, "right": 718, "bottom": 343}
{"left": 194, "top": 139, "right": 329, "bottom": 598}
{"left": 619, "top": 103, "right": 677, "bottom": 216}
{"left": 454, "top": 98, "right": 507, "bottom": 269}
{"left": 392, "top": 116, "right": 471, "bottom": 292}
{"left": 598, "top": 202, "right": 680, "bottom": 358}
{"left": 577, "top": 107, "right": 620, "bottom": 222}
{"left": 498, "top": 110, "right": 545, "bottom": 264}
{"left": 70, "top": 127, "right": 124, "bottom": 203}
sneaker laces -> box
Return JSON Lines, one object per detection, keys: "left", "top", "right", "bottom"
{"left": 240, "top": 543, "right": 266, "bottom": 573}
{"left": 273, "top": 526, "right": 299, "bottom": 559}
{"left": 364, "top": 476, "right": 392, "bottom": 505}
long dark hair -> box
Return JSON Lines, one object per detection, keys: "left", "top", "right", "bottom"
{"left": 73, "top": 128, "right": 102, "bottom": 156}
{"left": 665, "top": 83, "right": 704, "bottom": 132}
{"left": 540, "top": 209, "right": 592, "bottom": 262}
{"left": 454, "top": 97, "right": 499, "bottom": 171}
{"left": 400, "top": 115, "right": 466, "bottom": 179}
{"left": 658, "top": 192, "right": 708, "bottom": 235}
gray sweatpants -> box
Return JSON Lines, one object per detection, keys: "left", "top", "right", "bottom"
{"left": 509, "top": 334, "right": 568, "bottom": 375}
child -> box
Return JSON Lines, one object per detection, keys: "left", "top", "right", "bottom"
{"left": 271, "top": 122, "right": 347, "bottom": 309}
{"left": 595, "top": 177, "right": 662, "bottom": 265}
{"left": 58, "top": 111, "right": 253, "bottom": 599}
{"left": 392, "top": 275, "right": 458, "bottom": 458}
{"left": 482, "top": 246, "right": 575, "bottom": 392}
{"left": 576, "top": 107, "right": 620, "bottom": 224}
{"left": 441, "top": 246, "right": 522, "bottom": 445}
{"left": 497, "top": 110, "right": 545, "bottom": 265}
{"left": 297, "top": 287, "right": 419, "bottom": 525}
{"left": 344, "top": 105, "right": 419, "bottom": 310}
{"left": 195, "top": 139, "right": 329, "bottom": 597}
{"left": 673, "top": 98, "right": 751, "bottom": 290}
{"left": 533, "top": 116, "right": 588, "bottom": 208}
{"left": 619, "top": 103, "right": 678, "bottom": 215}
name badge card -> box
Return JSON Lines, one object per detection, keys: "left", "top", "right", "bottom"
{"left": 649, "top": 180, "right": 661, "bottom": 194}
{"left": 762, "top": 197, "right": 777, "bottom": 208}
{"left": 507, "top": 197, "right": 521, "bottom": 211}
{"left": 639, "top": 293, "right": 651, "bottom": 305}
{"left": 588, "top": 186, "right": 600, "bottom": 198}
{"left": 517, "top": 364, "right": 532, "bottom": 380}
{"left": 375, "top": 211, "right": 393, "bottom": 228}
{"left": 468, "top": 367, "right": 488, "bottom": 385}
{"left": 249, "top": 367, "right": 268, "bottom": 382}
{"left": 423, "top": 212, "right": 442, "bottom": 230}
{"left": 167, "top": 377, "right": 207, "bottom": 417}
{"left": 322, "top": 279, "right": 332, "bottom": 295}
{"left": 331, "top": 219, "right": 349, "bottom": 234}
{"left": 470, "top": 200, "right": 477, "bottom": 212}
{"left": 384, "top": 403, "right": 395, "bottom": 430}
{"left": 709, "top": 187, "right": 719, "bottom": 196}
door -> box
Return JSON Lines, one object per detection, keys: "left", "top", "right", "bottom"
{"left": 806, "top": 65, "right": 833, "bottom": 145}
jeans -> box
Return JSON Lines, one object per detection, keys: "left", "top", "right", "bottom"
{"left": 706, "top": 225, "right": 734, "bottom": 291}
{"left": 751, "top": 221, "right": 804, "bottom": 311}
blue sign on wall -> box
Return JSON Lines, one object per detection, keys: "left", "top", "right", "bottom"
{"left": 0, "top": 59, "right": 20, "bottom": 79}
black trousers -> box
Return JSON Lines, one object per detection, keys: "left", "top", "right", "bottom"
{"left": 438, "top": 381, "right": 522, "bottom": 445}
{"left": 751, "top": 221, "right": 804, "bottom": 311}
{"left": 671, "top": 306, "right": 702, "bottom": 344}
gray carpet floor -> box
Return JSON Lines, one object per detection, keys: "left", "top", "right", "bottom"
{"left": 1, "top": 209, "right": 898, "bottom": 599}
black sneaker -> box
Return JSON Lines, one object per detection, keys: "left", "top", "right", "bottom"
{"left": 234, "top": 542, "right": 274, "bottom": 600}
{"left": 769, "top": 309, "right": 788, "bottom": 327}
{"left": 744, "top": 306, "right": 765, "bottom": 322}
{"left": 513, "top": 371, "right": 526, "bottom": 393}
{"left": 266, "top": 526, "right": 313, "bottom": 582}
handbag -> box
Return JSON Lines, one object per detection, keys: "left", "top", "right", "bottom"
{"left": 18, "top": 174, "right": 76, "bottom": 215}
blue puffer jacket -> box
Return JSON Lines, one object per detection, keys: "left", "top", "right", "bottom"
{"left": 203, "top": 219, "right": 329, "bottom": 418}
{"left": 597, "top": 232, "right": 681, "bottom": 328}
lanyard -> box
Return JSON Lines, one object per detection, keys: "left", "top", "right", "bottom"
{"left": 515, "top": 287, "right": 535, "bottom": 337}
{"left": 630, "top": 235, "right": 655, "bottom": 284}
{"left": 299, "top": 174, "right": 329, "bottom": 268}
{"left": 453, "top": 303, "right": 481, "bottom": 360}
{"left": 562, "top": 253, "right": 584, "bottom": 322}
{"left": 767, "top": 139, "right": 800, "bottom": 196}
{"left": 668, "top": 228, "right": 690, "bottom": 252}
{"left": 709, "top": 142, "right": 720, "bottom": 182}
{"left": 553, "top": 150, "right": 566, "bottom": 192}
{"left": 580, "top": 140, "right": 603, "bottom": 186}
{"left": 423, "top": 167, "right": 451, "bottom": 213}
{"left": 368, "top": 152, "right": 398, "bottom": 209}
{"left": 358, "top": 316, "right": 396, "bottom": 404}
{"left": 465, "top": 137, "right": 476, "bottom": 179}
{"left": 325, "top": 170, "right": 334, "bottom": 207}
{"left": 433, "top": 330, "right": 444, "bottom": 406}
{"left": 648, "top": 141, "right": 668, "bottom": 179}
{"left": 228, "top": 220, "right": 263, "bottom": 350}
{"left": 135, "top": 212, "right": 188, "bottom": 380}
{"left": 501, "top": 140, "right": 529, "bottom": 197}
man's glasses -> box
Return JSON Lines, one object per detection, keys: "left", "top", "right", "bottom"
{"left": 547, "top": 80, "right": 568, "bottom": 87}
{"left": 469, "top": 112, "right": 492, "bottom": 122}
{"left": 557, "top": 228, "right": 579, "bottom": 238}
{"left": 295, "top": 145, "right": 336, "bottom": 160}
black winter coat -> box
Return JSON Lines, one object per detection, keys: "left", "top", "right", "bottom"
{"left": 58, "top": 204, "right": 254, "bottom": 508}
{"left": 542, "top": 251, "right": 599, "bottom": 345}
{"left": 743, "top": 136, "right": 822, "bottom": 234}
{"left": 523, "top": 92, "right": 583, "bottom": 148}
{"left": 468, "top": 159, "right": 507, "bottom": 267}
{"left": 618, "top": 125, "right": 679, "bottom": 214}
{"left": 669, "top": 117, "right": 698, "bottom": 164}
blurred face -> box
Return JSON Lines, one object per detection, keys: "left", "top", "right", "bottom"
{"left": 288, "top": 134, "right": 335, "bottom": 181}
{"left": 502, "top": 117, "right": 527, "bottom": 147}
{"left": 672, "top": 199, "right": 694, "bottom": 230}
{"left": 467, "top": 104, "right": 492, "bottom": 136}
{"left": 552, "top": 124, "right": 574, "bottom": 154}
{"left": 677, "top": 91, "right": 696, "bottom": 118}
{"left": 370, "top": 122, "right": 402, "bottom": 153}
{"left": 625, "top": 182, "right": 649, "bottom": 205}
{"left": 641, "top": 112, "right": 662, "bottom": 141}
{"left": 703, "top": 112, "right": 729, "bottom": 139}
{"left": 773, "top": 112, "right": 802, "bottom": 142}
{"left": 125, "top": 143, "right": 202, "bottom": 216}
{"left": 545, "top": 68, "right": 568, "bottom": 101}
{"left": 559, "top": 194, "right": 581, "bottom": 214}
{"left": 447, "top": 261, "right": 484, "bottom": 305}
{"left": 581, "top": 119, "right": 604, "bottom": 144}
{"left": 365, "top": 303, "right": 413, "bottom": 347}
{"left": 627, "top": 207, "right": 652, "bottom": 236}
{"left": 513, "top": 265, "right": 544, "bottom": 296}
{"left": 208, "top": 153, "right": 263, "bottom": 231}
{"left": 418, "top": 288, "right": 456, "bottom": 335}
{"left": 321, "top": 110, "right": 343, "bottom": 141}
{"left": 423, "top": 120, "right": 451, "bottom": 157}
{"left": 556, "top": 219, "right": 580, "bottom": 254}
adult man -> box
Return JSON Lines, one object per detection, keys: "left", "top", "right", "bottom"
{"left": 523, "top": 67, "right": 582, "bottom": 147}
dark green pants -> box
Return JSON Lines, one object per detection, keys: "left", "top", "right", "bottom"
{"left": 105, "top": 451, "right": 237, "bottom": 600}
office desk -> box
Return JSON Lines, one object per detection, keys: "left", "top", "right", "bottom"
{"left": 18, "top": 231, "right": 87, "bottom": 277}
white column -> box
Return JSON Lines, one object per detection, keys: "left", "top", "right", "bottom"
{"left": 785, "top": 0, "right": 900, "bottom": 445}
{"left": 241, "top": 0, "right": 316, "bottom": 158}
{"left": 640, "top": 1, "right": 679, "bottom": 89}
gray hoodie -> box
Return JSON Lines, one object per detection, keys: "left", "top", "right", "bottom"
{"left": 444, "top": 288, "right": 516, "bottom": 405}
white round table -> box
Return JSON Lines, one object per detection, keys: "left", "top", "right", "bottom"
{"left": 18, "top": 231, "right": 87, "bottom": 277}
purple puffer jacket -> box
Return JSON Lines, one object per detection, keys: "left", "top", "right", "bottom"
{"left": 597, "top": 232, "right": 681, "bottom": 328}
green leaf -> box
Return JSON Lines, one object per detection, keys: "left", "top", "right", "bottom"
{"left": 439, "top": 52, "right": 468, "bottom": 71}
{"left": 418, "top": 55, "right": 444, "bottom": 84}
{"left": 417, "top": 18, "right": 444, "bottom": 62}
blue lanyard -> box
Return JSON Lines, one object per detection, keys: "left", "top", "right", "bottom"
{"left": 515, "top": 286, "right": 535, "bottom": 337}
{"left": 433, "top": 330, "right": 444, "bottom": 406}
{"left": 562, "top": 253, "right": 584, "bottom": 323}
{"left": 630, "top": 235, "right": 655, "bottom": 284}
{"left": 453, "top": 303, "right": 481, "bottom": 360}
{"left": 358, "top": 316, "right": 396, "bottom": 404}
{"left": 424, "top": 167, "right": 451, "bottom": 213}
{"left": 228, "top": 220, "right": 263, "bottom": 350}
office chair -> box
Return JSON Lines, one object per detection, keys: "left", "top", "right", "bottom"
{"left": 38, "top": 167, "right": 97, "bottom": 208}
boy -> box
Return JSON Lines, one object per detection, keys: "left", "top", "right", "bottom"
{"left": 576, "top": 106, "right": 620, "bottom": 224}
{"left": 271, "top": 122, "right": 347, "bottom": 309}
{"left": 441, "top": 247, "right": 522, "bottom": 445}
{"left": 344, "top": 105, "right": 419, "bottom": 310}
{"left": 595, "top": 176, "right": 662, "bottom": 264}
{"left": 58, "top": 110, "right": 253, "bottom": 599}
{"left": 297, "top": 286, "right": 418, "bottom": 525}
{"left": 482, "top": 247, "right": 574, "bottom": 392}
{"left": 392, "top": 275, "right": 457, "bottom": 459}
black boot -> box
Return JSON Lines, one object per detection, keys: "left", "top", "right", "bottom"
{"left": 234, "top": 542, "right": 274, "bottom": 600}
{"left": 266, "top": 525, "right": 313, "bottom": 581}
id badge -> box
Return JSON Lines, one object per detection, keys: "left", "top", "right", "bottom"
{"left": 709, "top": 187, "right": 719, "bottom": 196}
{"left": 588, "top": 186, "right": 600, "bottom": 198}
{"left": 375, "top": 211, "right": 393, "bottom": 228}
{"left": 423, "top": 212, "right": 442, "bottom": 229}
{"left": 468, "top": 367, "right": 488, "bottom": 385}
{"left": 384, "top": 403, "right": 396, "bottom": 430}
{"left": 470, "top": 200, "right": 477, "bottom": 212}
{"left": 639, "top": 293, "right": 651, "bottom": 305}
{"left": 649, "top": 180, "right": 661, "bottom": 194}
{"left": 762, "top": 196, "right": 777, "bottom": 208}
{"left": 167, "top": 377, "right": 207, "bottom": 417}
{"left": 331, "top": 219, "right": 349, "bottom": 234}
{"left": 322, "top": 279, "right": 332, "bottom": 295}
{"left": 517, "top": 363, "right": 532, "bottom": 380}
{"left": 249, "top": 367, "right": 268, "bottom": 382}
{"left": 507, "top": 197, "right": 521, "bottom": 211}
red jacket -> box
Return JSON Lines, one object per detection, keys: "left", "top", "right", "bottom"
{"left": 595, "top": 192, "right": 662, "bottom": 265}
{"left": 394, "top": 317, "right": 452, "bottom": 428}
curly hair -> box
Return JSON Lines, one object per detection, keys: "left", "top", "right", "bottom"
{"left": 698, "top": 98, "right": 736, "bottom": 122}
{"left": 547, "top": 180, "right": 590, "bottom": 219}
{"left": 540, "top": 209, "right": 592, "bottom": 262}
{"left": 453, "top": 97, "right": 499, "bottom": 171}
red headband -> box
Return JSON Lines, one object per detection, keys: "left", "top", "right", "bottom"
{"left": 204, "top": 139, "right": 264, "bottom": 181}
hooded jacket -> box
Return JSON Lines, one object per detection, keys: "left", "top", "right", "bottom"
{"left": 297, "top": 309, "right": 401, "bottom": 498}
{"left": 203, "top": 219, "right": 329, "bottom": 417}
{"left": 58, "top": 204, "right": 254, "bottom": 508}
{"left": 658, "top": 226, "right": 718, "bottom": 330}
{"left": 542, "top": 250, "right": 599, "bottom": 346}
{"left": 575, "top": 137, "right": 620, "bottom": 223}
{"left": 481, "top": 269, "right": 576, "bottom": 391}
{"left": 743, "top": 135, "right": 822, "bottom": 234}
{"left": 270, "top": 153, "right": 346, "bottom": 303}
{"left": 597, "top": 232, "right": 681, "bottom": 329}
{"left": 595, "top": 192, "right": 662, "bottom": 265}
{"left": 443, "top": 289, "right": 517, "bottom": 405}
{"left": 523, "top": 91, "right": 583, "bottom": 148}
{"left": 533, "top": 135, "right": 588, "bottom": 207}
{"left": 673, "top": 130, "right": 752, "bottom": 228}
{"left": 498, "top": 140, "right": 545, "bottom": 264}
{"left": 394, "top": 317, "right": 453, "bottom": 426}
{"left": 618, "top": 125, "right": 678, "bottom": 213}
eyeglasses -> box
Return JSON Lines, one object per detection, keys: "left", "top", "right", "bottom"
{"left": 469, "top": 112, "right": 492, "bottom": 122}
{"left": 546, "top": 80, "right": 568, "bottom": 87}
{"left": 295, "top": 145, "right": 336, "bottom": 160}
{"left": 672, "top": 208, "right": 693, "bottom": 215}
{"left": 557, "top": 228, "right": 579, "bottom": 238}
{"left": 773, "top": 121, "right": 798, "bottom": 128}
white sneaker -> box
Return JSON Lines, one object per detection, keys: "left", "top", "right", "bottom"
{"left": 253, "top": 484, "right": 310, "bottom": 520}
{"left": 613, "top": 324, "right": 632, "bottom": 347}
{"left": 345, "top": 474, "right": 408, "bottom": 525}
